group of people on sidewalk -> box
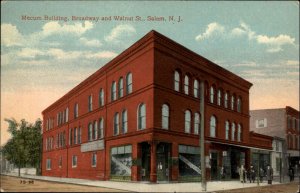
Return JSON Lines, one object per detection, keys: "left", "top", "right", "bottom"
{"left": 238, "top": 164, "right": 274, "bottom": 184}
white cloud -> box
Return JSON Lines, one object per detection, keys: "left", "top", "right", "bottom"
{"left": 18, "top": 48, "right": 44, "bottom": 58}
{"left": 20, "top": 60, "right": 50, "bottom": 66}
{"left": 105, "top": 24, "right": 136, "bottom": 42}
{"left": 85, "top": 51, "right": 117, "bottom": 59}
{"left": 42, "top": 21, "right": 93, "bottom": 36}
{"left": 198, "top": 21, "right": 296, "bottom": 53}
{"left": 79, "top": 37, "right": 102, "bottom": 47}
{"left": 233, "top": 61, "right": 257, "bottom": 67}
{"left": 1, "top": 23, "right": 23, "bottom": 47}
{"left": 48, "top": 48, "right": 82, "bottom": 60}
{"left": 195, "top": 22, "right": 225, "bottom": 41}
{"left": 256, "top": 34, "right": 295, "bottom": 53}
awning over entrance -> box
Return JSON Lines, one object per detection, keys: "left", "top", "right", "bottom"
{"left": 207, "top": 140, "right": 273, "bottom": 152}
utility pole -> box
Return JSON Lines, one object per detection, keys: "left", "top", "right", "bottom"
{"left": 200, "top": 81, "right": 206, "bottom": 191}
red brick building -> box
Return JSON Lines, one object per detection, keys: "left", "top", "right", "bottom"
{"left": 42, "top": 30, "right": 272, "bottom": 182}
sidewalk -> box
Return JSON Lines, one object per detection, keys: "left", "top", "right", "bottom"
{"left": 2, "top": 172, "right": 285, "bottom": 192}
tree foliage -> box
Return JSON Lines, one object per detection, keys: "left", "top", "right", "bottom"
{"left": 2, "top": 118, "right": 42, "bottom": 175}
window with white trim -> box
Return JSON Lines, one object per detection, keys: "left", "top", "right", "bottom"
{"left": 231, "top": 95, "right": 235, "bottom": 110}
{"left": 210, "top": 86, "right": 215, "bottom": 103}
{"left": 118, "top": 77, "right": 124, "bottom": 98}
{"left": 91, "top": 153, "right": 97, "bottom": 167}
{"left": 162, "top": 104, "right": 169, "bottom": 129}
{"left": 225, "top": 121, "right": 229, "bottom": 140}
{"left": 88, "top": 123, "right": 93, "bottom": 141}
{"left": 122, "top": 110, "right": 128, "bottom": 134}
{"left": 217, "top": 89, "right": 221, "bottom": 106}
{"left": 237, "top": 124, "right": 242, "bottom": 142}
{"left": 184, "top": 75, "right": 189, "bottom": 95}
{"left": 93, "top": 121, "right": 98, "bottom": 140}
{"left": 194, "top": 113, "right": 200, "bottom": 135}
{"left": 185, "top": 110, "right": 191, "bottom": 133}
{"left": 74, "top": 103, "right": 78, "bottom": 119}
{"left": 174, "top": 71, "right": 180, "bottom": 92}
{"left": 111, "top": 81, "right": 117, "bottom": 101}
{"left": 114, "top": 113, "right": 119, "bottom": 135}
{"left": 99, "top": 88, "right": 104, "bottom": 107}
{"left": 138, "top": 103, "right": 146, "bottom": 130}
{"left": 126, "top": 73, "right": 133, "bottom": 94}
{"left": 98, "top": 118, "right": 104, "bottom": 139}
{"left": 210, "top": 116, "right": 216, "bottom": 137}
{"left": 194, "top": 80, "right": 199, "bottom": 98}
{"left": 237, "top": 97, "right": 242, "bottom": 112}
{"left": 231, "top": 122, "right": 236, "bottom": 141}
{"left": 224, "top": 92, "right": 228, "bottom": 108}
{"left": 46, "top": 159, "right": 51, "bottom": 170}
{"left": 88, "top": 95, "right": 93, "bottom": 112}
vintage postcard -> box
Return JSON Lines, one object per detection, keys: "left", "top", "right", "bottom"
{"left": 1, "top": 1, "right": 299, "bottom": 192}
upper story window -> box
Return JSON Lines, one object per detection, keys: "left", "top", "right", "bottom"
{"left": 231, "top": 95, "right": 235, "bottom": 110}
{"left": 237, "top": 124, "right": 242, "bottom": 142}
{"left": 210, "top": 86, "right": 215, "bottom": 103}
{"left": 88, "top": 123, "right": 93, "bottom": 141}
{"left": 184, "top": 75, "right": 189, "bottom": 95}
{"left": 74, "top": 103, "right": 79, "bottom": 119}
{"left": 66, "top": 107, "right": 69, "bottom": 122}
{"left": 231, "top": 122, "right": 236, "bottom": 141}
{"left": 99, "top": 89, "right": 104, "bottom": 107}
{"left": 98, "top": 118, "right": 104, "bottom": 139}
{"left": 69, "top": 128, "right": 73, "bottom": 145}
{"left": 210, "top": 116, "right": 216, "bottom": 137}
{"left": 126, "top": 72, "right": 132, "bottom": 94}
{"left": 114, "top": 113, "right": 119, "bottom": 135}
{"left": 78, "top": 127, "right": 81, "bottom": 144}
{"left": 194, "top": 113, "right": 200, "bottom": 135}
{"left": 162, "top": 104, "right": 170, "bottom": 129}
{"left": 118, "top": 77, "right": 124, "bottom": 98}
{"left": 256, "top": 118, "right": 267, "bottom": 128}
{"left": 93, "top": 121, "right": 98, "bottom": 140}
{"left": 138, "top": 103, "right": 146, "bottom": 130}
{"left": 194, "top": 80, "right": 199, "bottom": 98}
{"left": 88, "top": 95, "right": 93, "bottom": 112}
{"left": 217, "top": 89, "right": 222, "bottom": 106}
{"left": 174, "top": 71, "right": 180, "bottom": 92}
{"left": 73, "top": 127, "right": 77, "bottom": 145}
{"left": 237, "top": 97, "right": 242, "bottom": 113}
{"left": 224, "top": 92, "right": 229, "bottom": 108}
{"left": 111, "top": 81, "right": 117, "bottom": 101}
{"left": 122, "top": 110, "right": 128, "bottom": 134}
{"left": 185, "top": 110, "right": 191, "bottom": 133}
{"left": 225, "top": 121, "right": 229, "bottom": 140}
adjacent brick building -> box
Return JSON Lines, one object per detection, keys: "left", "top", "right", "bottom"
{"left": 42, "top": 30, "right": 272, "bottom": 182}
{"left": 250, "top": 106, "right": 300, "bottom": 177}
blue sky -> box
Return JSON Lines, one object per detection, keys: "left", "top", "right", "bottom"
{"left": 1, "top": 1, "right": 299, "bottom": 145}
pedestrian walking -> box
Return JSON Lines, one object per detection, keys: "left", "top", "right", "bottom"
{"left": 289, "top": 166, "right": 294, "bottom": 182}
{"left": 239, "top": 165, "right": 246, "bottom": 183}
{"left": 259, "top": 167, "right": 264, "bottom": 182}
{"left": 249, "top": 165, "right": 255, "bottom": 183}
{"left": 266, "top": 165, "right": 273, "bottom": 184}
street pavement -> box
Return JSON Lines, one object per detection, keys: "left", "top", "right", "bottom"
{"left": 2, "top": 172, "right": 295, "bottom": 193}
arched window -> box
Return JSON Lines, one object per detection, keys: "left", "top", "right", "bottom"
{"left": 237, "top": 97, "right": 242, "bottom": 113}
{"left": 210, "top": 86, "right": 215, "bottom": 103}
{"left": 98, "top": 118, "right": 104, "bottom": 139}
{"left": 99, "top": 88, "right": 104, "bottom": 107}
{"left": 111, "top": 81, "right": 116, "bottom": 101}
{"left": 162, "top": 104, "right": 169, "bottom": 129}
{"left": 225, "top": 121, "right": 229, "bottom": 140}
{"left": 231, "top": 95, "right": 235, "bottom": 110}
{"left": 113, "top": 113, "right": 119, "bottom": 135}
{"left": 194, "top": 113, "right": 200, "bottom": 134}
{"left": 138, "top": 103, "right": 146, "bottom": 130}
{"left": 122, "top": 110, "right": 128, "bottom": 134}
{"left": 194, "top": 80, "right": 199, "bottom": 98}
{"left": 126, "top": 73, "right": 133, "bottom": 94}
{"left": 224, "top": 92, "right": 229, "bottom": 108}
{"left": 93, "top": 121, "right": 98, "bottom": 140}
{"left": 174, "top": 71, "right": 180, "bottom": 91}
{"left": 237, "top": 124, "right": 242, "bottom": 142}
{"left": 118, "top": 77, "right": 124, "bottom": 98}
{"left": 231, "top": 122, "right": 236, "bottom": 141}
{"left": 185, "top": 110, "right": 191, "bottom": 133}
{"left": 184, "top": 75, "right": 189, "bottom": 95}
{"left": 88, "top": 123, "right": 93, "bottom": 141}
{"left": 217, "top": 89, "right": 222, "bottom": 106}
{"left": 210, "top": 116, "right": 216, "bottom": 137}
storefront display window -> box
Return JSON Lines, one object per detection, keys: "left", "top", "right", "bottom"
{"left": 111, "top": 145, "right": 132, "bottom": 176}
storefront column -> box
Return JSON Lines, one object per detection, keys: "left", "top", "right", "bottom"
{"left": 171, "top": 142, "right": 179, "bottom": 181}
{"left": 131, "top": 143, "right": 139, "bottom": 181}
{"left": 150, "top": 141, "right": 157, "bottom": 183}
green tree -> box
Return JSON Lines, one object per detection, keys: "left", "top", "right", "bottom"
{"left": 2, "top": 118, "right": 42, "bottom": 176}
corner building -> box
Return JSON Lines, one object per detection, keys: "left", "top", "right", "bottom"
{"left": 42, "top": 30, "right": 272, "bottom": 182}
